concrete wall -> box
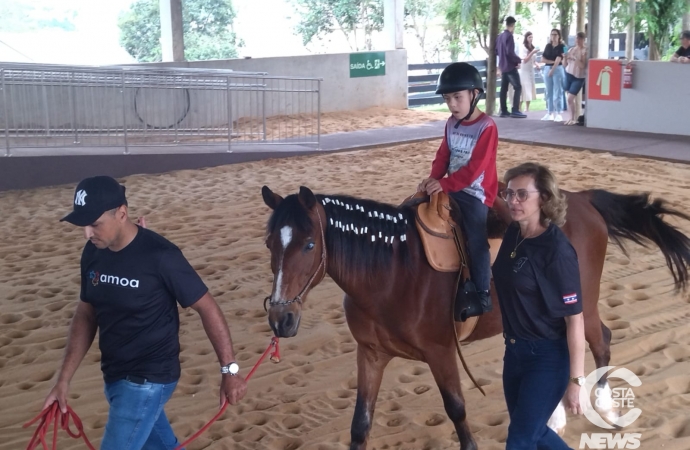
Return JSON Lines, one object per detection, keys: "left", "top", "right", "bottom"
{"left": 143, "top": 50, "right": 409, "bottom": 113}
{"left": 587, "top": 61, "right": 690, "bottom": 136}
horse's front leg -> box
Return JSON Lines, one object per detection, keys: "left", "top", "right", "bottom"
{"left": 350, "top": 345, "right": 392, "bottom": 450}
{"left": 427, "top": 350, "right": 478, "bottom": 450}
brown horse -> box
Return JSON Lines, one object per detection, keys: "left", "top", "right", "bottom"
{"left": 261, "top": 185, "right": 690, "bottom": 450}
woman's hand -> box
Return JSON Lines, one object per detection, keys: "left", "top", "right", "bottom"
{"left": 563, "top": 383, "right": 584, "bottom": 415}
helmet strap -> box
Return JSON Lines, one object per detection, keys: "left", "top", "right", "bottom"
{"left": 454, "top": 90, "right": 481, "bottom": 128}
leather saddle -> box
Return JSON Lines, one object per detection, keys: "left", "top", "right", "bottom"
{"left": 407, "top": 191, "right": 509, "bottom": 341}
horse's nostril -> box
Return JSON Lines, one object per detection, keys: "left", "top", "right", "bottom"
{"left": 284, "top": 312, "right": 295, "bottom": 329}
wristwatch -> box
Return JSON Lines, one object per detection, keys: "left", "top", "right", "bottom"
{"left": 570, "top": 376, "right": 585, "bottom": 386}
{"left": 221, "top": 362, "right": 240, "bottom": 376}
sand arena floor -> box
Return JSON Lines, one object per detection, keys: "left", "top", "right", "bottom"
{"left": 1, "top": 123, "right": 690, "bottom": 449}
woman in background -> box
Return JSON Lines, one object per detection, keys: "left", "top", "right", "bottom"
{"left": 518, "top": 32, "right": 540, "bottom": 113}
{"left": 541, "top": 29, "right": 567, "bottom": 122}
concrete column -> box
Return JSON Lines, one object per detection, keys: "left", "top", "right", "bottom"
{"left": 508, "top": 0, "right": 516, "bottom": 17}
{"left": 383, "top": 0, "right": 404, "bottom": 50}
{"left": 626, "top": 0, "right": 635, "bottom": 60}
{"left": 588, "top": 0, "right": 610, "bottom": 59}
{"left": 542, "top": 2, "right": 552, "bottom": 44}
{"left": 160, "top": 0, "right": 185, "bottom": 62}
{"left": 683, "top": 1, "right": 690, "bottom": 32}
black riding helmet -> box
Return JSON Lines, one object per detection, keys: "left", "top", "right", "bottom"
{"left": 436, "top": 62, "right": 484, "bottom": 124}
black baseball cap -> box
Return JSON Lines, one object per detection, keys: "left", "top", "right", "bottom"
{"left": 60, "top": 176, "right": 127, "bottom": 226}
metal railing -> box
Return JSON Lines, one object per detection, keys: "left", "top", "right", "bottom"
{"left": 0, "top": 64, "right": 322, "bottom": 156}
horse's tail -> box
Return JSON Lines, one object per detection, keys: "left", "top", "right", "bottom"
{"left": 588, "top": 189, "right": 690, "bottom": 291}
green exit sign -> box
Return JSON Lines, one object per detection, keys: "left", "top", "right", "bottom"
{"left": 349, "top": 52, "right": 386, "bottom": 78}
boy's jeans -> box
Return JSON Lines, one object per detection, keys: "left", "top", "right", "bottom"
{"left": 449, "top": 190, "right": 491, "bottom": 292}
{"left": 101, "top": 378, "right": 182, "bottom": 450}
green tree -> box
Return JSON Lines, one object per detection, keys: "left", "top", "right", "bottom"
{"left": 291, "top": 0, "right": 384, "bottom": 51}
{"left": 118, "top": 0, "right": 242, "bottom": 62}
{"left": 444, "top": 0, "right": 535, "bottom": 57}
{"left": 555, "top": 0, "right": 573, "bottom": 42}
{"left": 638, "top": 0, "right": 686, "bottom": 59}
{"left": 405, "top": 0, "right": 444, "bottom": 63}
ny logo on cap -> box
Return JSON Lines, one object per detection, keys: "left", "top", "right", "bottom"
{"left": 75, "top": 190, "right": 87, "bottom": 206}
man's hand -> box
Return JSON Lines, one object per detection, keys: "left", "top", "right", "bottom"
{"left": 680, "top": 56, "right": 689, "bottom": 64}
{"left": 42, "top": 381, "right": 69, "bottom": 414}
{"left": 220, "top": 374, "right": 248, "bottom": 407}
{"left": 563, "top": 383, "right": 584, "bottom": 415}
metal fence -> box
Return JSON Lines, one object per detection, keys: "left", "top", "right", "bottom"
{"left": 0, "top": 64, "right": 322, "bottom": 156}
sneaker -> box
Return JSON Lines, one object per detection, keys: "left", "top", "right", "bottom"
{"left": 541, "top": 113, "right": 554, "bottom": 121}
{"left": 510, "top": 111, "right": 527, "bottom": 118}
{"left": 500, "top": 111, "right": 511, "bottom": 118}
{"left": 554, "top": 114, "right": 563, "bottom": 122}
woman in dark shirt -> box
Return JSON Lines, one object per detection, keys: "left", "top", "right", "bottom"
{"left": 493, "top": 162, "right": 585, "bottom": 449}
{"left": 541, "top": 29, "right": 567, "bottom": 122}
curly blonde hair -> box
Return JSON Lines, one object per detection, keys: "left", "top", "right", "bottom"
{"left": 503, "top": 162, "right": 568, "bottom": 227}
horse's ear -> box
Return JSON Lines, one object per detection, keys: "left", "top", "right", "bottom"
{"left": 298, "top": 186, "right": 316, "bottom": 210}
{"left": 262, "top": 186, "right": 283, "bottom": 210}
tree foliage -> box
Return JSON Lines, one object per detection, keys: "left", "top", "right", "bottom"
{"left": 405, "top": 0, "right": 444, "bottom": 63}
{"left": 118, "top": 0, "right": 242, "bottom": 62}
{"left": 444, "top": 0, "right": 535, "bottom": 58}
{"left": 291, "top": 0, "right": 384, "bottom": 51}
{"left": 638, "top": 0, "right": 686, "bottom": 59}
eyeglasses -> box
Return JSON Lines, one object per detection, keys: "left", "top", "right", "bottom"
{"left": 501, "top": 189, "right": 540, "bottom": 202}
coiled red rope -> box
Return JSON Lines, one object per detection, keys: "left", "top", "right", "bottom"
{"left": 23, "top": 402, "right": 96, "bottom": 450}
{"left": 23, "top": 337, "right": 280, "bottom": 450}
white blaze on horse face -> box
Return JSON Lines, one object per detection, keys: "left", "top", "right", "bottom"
{"left": 275, "top": 226, "right": 293, "bottom": 302}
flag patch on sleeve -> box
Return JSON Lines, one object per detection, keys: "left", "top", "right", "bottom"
{"left": 563, "top": 293, "right": 578, "bottom": 304}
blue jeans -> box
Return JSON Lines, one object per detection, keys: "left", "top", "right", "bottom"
{"left": 101, "top": 378, "right": 182, "bottom": 450}
{"left": 543, "top": 65, "right": 565, "bottom": 114}
{"left": 503, "top": 336, "right": 572, "bottom": 450}
{"left": 449, "top": 190, "right": 490, "bottom": 292}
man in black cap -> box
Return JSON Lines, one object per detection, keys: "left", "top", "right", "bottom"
{"left": 42, "top": 176, "right": 247, "bottom": 449}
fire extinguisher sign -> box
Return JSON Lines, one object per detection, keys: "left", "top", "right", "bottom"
{"left": 588, "top": 60, "right": 622, "bottom": 101}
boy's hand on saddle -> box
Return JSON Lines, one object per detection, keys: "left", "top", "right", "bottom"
{"left": 418, "top": 178, "right": 443, "bottom": 196}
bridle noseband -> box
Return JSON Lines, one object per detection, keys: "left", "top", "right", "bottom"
{"left": 264, "top": 206, "right": 327, "bottom": 312}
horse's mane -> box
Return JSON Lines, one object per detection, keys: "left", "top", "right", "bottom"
{"left": 267, "top": 193, "right": 416, "bottom": 277}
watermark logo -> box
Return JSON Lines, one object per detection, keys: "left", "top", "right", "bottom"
{"left": 579, "top": 366, "right": 642, "bottom": 449}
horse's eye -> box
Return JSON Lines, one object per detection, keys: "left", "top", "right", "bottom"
{"left": 305, "top": 242, "right": 315, "bottom": 251}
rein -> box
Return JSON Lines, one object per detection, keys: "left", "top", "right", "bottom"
{"left": 264, "top": 206, "right": 327, "bottom": 311}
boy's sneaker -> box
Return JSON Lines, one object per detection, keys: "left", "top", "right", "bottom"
{"left": 510, "top": 111, "right": 527, "bottom": 118}
{"left": 500, "top": 111, "right": 511, "bottom": 118}
{"left": 554, "top": 114, "right": 564, "bottom": 122}
{"left": 541, "top": 113, "right": 554, "bottom": 121}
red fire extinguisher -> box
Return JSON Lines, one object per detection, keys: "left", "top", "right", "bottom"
{"left": 623, "top": 62, "right": 633, "bottom": 89}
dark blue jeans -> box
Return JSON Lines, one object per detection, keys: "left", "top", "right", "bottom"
{"left": 500, "top": 68, "right": 523, "bottom": 114}
{"left": 449, "top": 190, "right": 490, "bottom": 292}
{"left": 101, "top": 378, "right": 182, "bottom": 450}
{"left": 503, "top": 336, "right": 572, "bottom": 450}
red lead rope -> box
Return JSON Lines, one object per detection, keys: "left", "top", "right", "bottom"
{"left": 174, "top": 336, "right": 280, "bottom": 450}
{"left": 23, "top": 337, "right": 280, "bottom": 450}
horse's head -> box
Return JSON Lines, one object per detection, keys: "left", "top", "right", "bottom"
{"left": 262, "top": 185, "right": 327, "bottom": 338}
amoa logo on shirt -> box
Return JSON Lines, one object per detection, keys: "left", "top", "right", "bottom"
{"left": 89, "top": 270, "right": 140, "bottom": 288}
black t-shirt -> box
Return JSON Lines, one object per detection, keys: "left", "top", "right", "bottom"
{"left": 80, "top": 227, "right": 208, "bottom": 383}
{"left": 675, "top": 46, "right": 690, "bottom": 57}
{"left": 542, "top": 43, "right": 565, "bottom": 66}
{"left": 492, "top": 223, "right": 583, "bottom": 340}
